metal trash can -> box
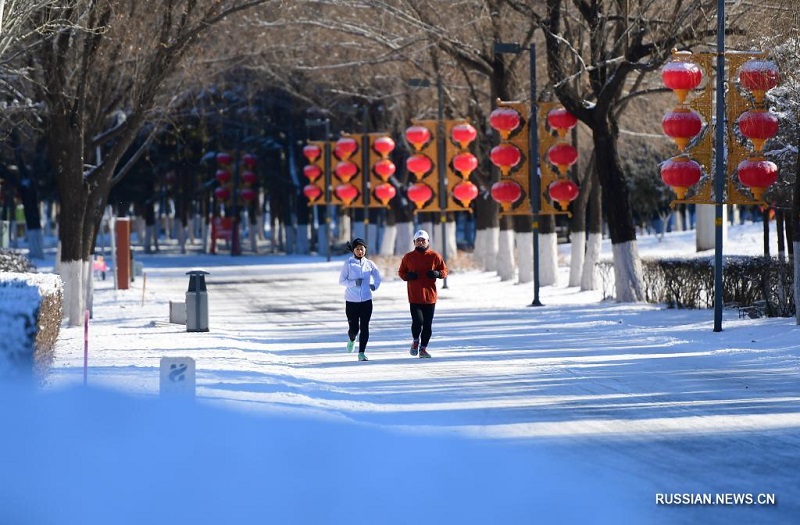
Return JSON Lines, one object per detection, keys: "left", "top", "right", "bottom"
{"left": 185, "top": 269, "right": 209, "bottom": 332}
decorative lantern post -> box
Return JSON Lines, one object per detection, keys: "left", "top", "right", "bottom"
{"left": 658, "top": 6, "right": 780, "bottom": 332}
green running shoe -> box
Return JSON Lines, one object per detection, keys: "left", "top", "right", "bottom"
{"left": 358, "top": 352, "right": 368, "bottom": 361}
{"left": 346, "top": 340, "right": 355, "bottom": 352}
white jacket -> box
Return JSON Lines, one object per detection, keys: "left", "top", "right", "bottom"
{"left": 339, "top": 256, "right": 382, "bottom": 302}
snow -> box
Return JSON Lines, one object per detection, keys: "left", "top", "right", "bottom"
{"left": 2, "top": 222, "right": 799, "bottom": 524}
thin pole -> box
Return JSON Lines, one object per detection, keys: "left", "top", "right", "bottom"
{"left": 83, "top": 309, "right": 89, "bottom": 386}
{"left": 324, "top": 119, "right": 333, "bottom": 263}
{"left": 713, "top": 0, "right": 725, "bottom": 331}
{"left": 437, "top": 77, "right": 449, "bottom": 289}
{"left": 529, "top": 43, "right": 543, "bottom": 306}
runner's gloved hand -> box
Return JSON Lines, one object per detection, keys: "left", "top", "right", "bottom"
{"left": 427, "top": 270, "right": 440, "bottom": 278}
{"left": 355, "top": 278, "right": 363, "bottom": 286}
{"left": 405, "top": 271, "right": 418, "bottom": 281}
{"left": 370, "top": 284, "right": 376, "bottom": 291}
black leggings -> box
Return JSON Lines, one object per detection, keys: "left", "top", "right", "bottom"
{"left": 346, "top": 300, "right": 373, "bottom": 353}
{"left": 409, "top": 303, "right": 436, "bottom": 347}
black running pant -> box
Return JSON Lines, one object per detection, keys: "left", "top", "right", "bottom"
{"left": 346, "top": 300, "right": 373, "bottom": 353}
{"left": 409, "top": 303, "right": 436, "bottom": 347}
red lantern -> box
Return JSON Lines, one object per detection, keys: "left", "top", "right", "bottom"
{"left": 335, "top": 183, "right": 359, "bottom": 205}
{"left": 739, "top": 60, "right": 780, "bottom": 104}
{"left": 303, "top": 164, "right": 322, "bottom": 182}
{"left": 737, "top": 109, "right": 778, "bottom": 152}
{"left": 241, "top": 170, "right": 257, "bottom": 185}
{"left": 452, "top": 181, "right": 478, "bottom": 206}
{"left": 660, "top": 156, "right": 702, "bottom": 199}
{"left": 407, "top": 183, "right": 433, "bottom": 209}
{"left": 547, "top": 143, "right": 578, "bottom": 175}
{"left": 334, "top": 137, "right": 358, "bottom": 160}
{"left": 240, "top": 188, "right": 257, "bottom": 202}
{"left": 490, "top": 180, "right": 522, "bottom": 210}
{"left": 214, "top": 186, "right": 230, "bottom": 201}
{"left": 334, "top": 160, "right": 358, "bottom": 182}
{"left": 405, "top": 126, "right": 431, "bottom": 150}
{"left": 406, "top": 154, "right": 433, "bottom": 179}
{"left": 373, "top": 183, "right": 396, "bottom": 205}
{"left": 452, "top": 152, "right": 478, "bottom": 177}
{"left": 662, "top": 60, "right": 703, "bottom": 104}
{"left": 737, "top": 158, "right": 778, "bottom": 200}
{"left": 547, "top": 107, "right": 578, "bottom": 138}
{"left": 303, "top": 144, "right": 322, "bottom": 162}
{"left": 489, "top": 108, "right": 521, "bottom": 139}
{"left": 243, "top": 153, "right": 257, "bottom": 169}
{"left": 215, "top": 169, "right": 232, "bottom": 184}
{"left": 373, "top": 159, "right": 396, "bottom": 181}
{"left": 548, "top": 179, "right": 579, "bottom": 210}
{"left": 303, "top": 184, "right": 322, "bottom": 203}
{"left": 372, "top": 136, "right": 395, "bottom": 157}
{"left": 662, "top": 108, "right": 703, "bottom": 151}
{"left": 216, "top": 152, "right": 233, "bottom": 166}
{"left": 451, "top": 123, "right": 477, "bottom": 149}
{"left": 489, "top": 144, "right": 522, "bottom": 175}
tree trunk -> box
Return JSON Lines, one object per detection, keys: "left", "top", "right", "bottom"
{"left": 593, "top": 126, "right": 644, "bottom": 301}
{"left": 581, "top": 173, "right": 603, "bottom": 291}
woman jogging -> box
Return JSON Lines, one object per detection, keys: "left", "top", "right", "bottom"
{"left": 338, "top": 238, "right": 382, "bottom": 361}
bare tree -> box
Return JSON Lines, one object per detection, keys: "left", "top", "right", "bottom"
{"left": 25, "top": 0, "right": 275, "bottom": 326}
{"left": 541, "top": 0, "right": 725, "bottom": 301}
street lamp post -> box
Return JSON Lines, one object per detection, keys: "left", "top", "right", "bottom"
{"left": 712, "top": 0, "right": 725, "bottom": 332}
{"left": 494, "top": 41, "right": 542, "bottom": 306}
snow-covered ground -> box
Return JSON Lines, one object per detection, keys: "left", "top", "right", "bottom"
{"left": 2, "top": 223, "right": 798, "bottom": 524}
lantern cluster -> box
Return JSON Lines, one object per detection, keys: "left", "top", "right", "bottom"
{"left": 332, "top": 135, "right": 361, "bottom": 206}
{"left": 368, "top": 134, "right": 397, "bottom": 207}
{"left": 545, "top": 107, "right": 580, "bottom": 211}
{"left": 735, "top": 60, "right": 781, "bottom": 200}
{"left": 445, "top": 121, "right": 479, "bottom": 209}
{"left": 302, "top": 142, "right": 326, "bottom": 205}
{"left": 213, "top": 152, "right": 234, "bottom": 204}
{"left": 488, "top": 105, "right": 529, "bottom": 213}
{"left": 660, "top": 53, "right": 781, "bottom": 201}
{"left": 660, "top": 57, "right": 706, "bottom": 199}
{"left": 404, "top": 122, "right": 438, "bottom": 210}
{"left": 239, "top": 153, "right": 258, "bottom": 205}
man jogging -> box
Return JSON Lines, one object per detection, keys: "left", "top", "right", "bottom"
{"left": 397, "top": 229, "right": 448, "bottom": 358}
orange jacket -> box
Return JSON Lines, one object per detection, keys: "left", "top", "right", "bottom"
{"left": 398, "top": 248, "right": 448, "bottom": 304}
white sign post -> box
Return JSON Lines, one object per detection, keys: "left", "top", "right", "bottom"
{"left": 159, "top": 357, "right": 196, "bottom": 398}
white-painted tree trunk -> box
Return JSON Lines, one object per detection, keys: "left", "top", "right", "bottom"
{"left": 379, "top": 224, "right": 396, "bottom": 255}
{"left": 394, "top": 222, "right": 414, "bottom": 255}
{"left": 538, "top": 232, "right": 558, "bottom": 286}
{"left": 61, "top": 260, "right": 85, "bottom": 326}
{"left": 249, "top": 226, "right": 258, "bottom": 254}
{"left": 568, "top": 231, "right": 586, "bottom": 287}
{"left": 472, "top": 229, "right": 486, "bottom": 267}
{"left": 581, "top": 232, "right": 602, "bottom": 291}
{"left": 611, "top": 241, "right": 645, "bottom": 302}
{"left": 515, "top": 232, "right": 532, "bottom": 284}
{"left": 696, "top": 204, "right": 726, "bottom": 252}
{"left": 475, "top": 227, "right": 499, "bottom": 272}
{"left": 84, "top": 260, "right": 94, "bottom": 318}
{"left": 178, "top": 222, "right": 187, "bottom": 254}
{"left": 26, "top": 229, "right": 44, "bottom": 259}
{"left": 497, "top": 228, "right": 515, "bottom": 281}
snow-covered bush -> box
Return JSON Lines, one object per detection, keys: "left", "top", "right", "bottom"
{"left": 0, "top": 272, "right": 63, "bottom": 379}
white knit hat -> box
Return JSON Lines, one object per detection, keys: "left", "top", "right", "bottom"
{"left": 413, "top": 229, "right": 430, "bottom": 241}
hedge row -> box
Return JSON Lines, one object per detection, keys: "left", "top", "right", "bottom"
{"left": 598, "top": 256, "right": 795, "bottom": 316}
